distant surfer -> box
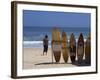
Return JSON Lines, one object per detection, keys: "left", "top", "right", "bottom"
{"left": 43, "top": 35, "right": 49, "bottom": 55}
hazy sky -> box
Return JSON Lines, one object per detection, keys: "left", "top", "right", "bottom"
{"left": 23, "top": 10, "right": 91, "bottom": 27}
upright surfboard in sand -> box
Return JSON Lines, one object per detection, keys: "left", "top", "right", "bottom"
{"left": 69, "top": 33, "right": 76, "bottom": 63}
{"left": 61, "top": 31, "right": 68, "bottom": 63}
{"left": 77, "top": 33, "right": 84, "bottom": 64}
{"left": 85, "top": 33, "right": 91, "bottom": 64}
{"left": 52, "top": 28, "right": 61, "bottom": 63}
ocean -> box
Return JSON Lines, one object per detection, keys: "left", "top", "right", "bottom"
{"left": 23, "top": 26, "right": 90, "bottom": 48}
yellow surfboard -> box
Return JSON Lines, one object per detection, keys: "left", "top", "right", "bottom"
{"left": 62, "top": 31, "right": 68, "bottom": 63}
{"left": 85, "top": 33, "right": 91, "bottom": 64}
{"left": 52, "top": 28, "right": 61, "bottom": 63}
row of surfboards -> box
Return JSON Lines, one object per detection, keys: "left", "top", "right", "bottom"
{"left": 52, "top": 28, "right": 91, "bottom": 64}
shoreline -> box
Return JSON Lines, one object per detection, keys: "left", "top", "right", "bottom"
{"left": 23, "top": 38, "right": 87, "bottom": 48}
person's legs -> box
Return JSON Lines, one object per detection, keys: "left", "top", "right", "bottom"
{"left": 46, "top": 46, "right": 48, "bottom": 55}
{"left": 43, "top": 45, "right": 45, "bottom": 55}
{"left": 43, "top": 45, "right": 48, "bottom": 55}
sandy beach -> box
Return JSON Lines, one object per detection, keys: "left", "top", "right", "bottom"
{"left": 23, "top": 48, "right": 78, "bottom": 69}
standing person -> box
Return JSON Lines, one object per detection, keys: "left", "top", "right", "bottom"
{"left": 43, "top": 35, "right": 48, "bottom": 55}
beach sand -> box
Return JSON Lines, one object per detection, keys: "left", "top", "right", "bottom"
{"left": 23, "top": 48, "right": 78, "bottom": 69}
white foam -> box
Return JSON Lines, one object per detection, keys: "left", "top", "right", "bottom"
{"left": 23, "top": 41, "right": 43, "bottom": 44}
{"left": 23, "top": 41, "right": 51, "bottom": 48}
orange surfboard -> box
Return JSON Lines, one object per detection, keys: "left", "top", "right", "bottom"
{"left": 52, "top": 28, "right": 61, "bottom": 63}
{"left": 61, "top": 31, "right": 68, "bottom": 63}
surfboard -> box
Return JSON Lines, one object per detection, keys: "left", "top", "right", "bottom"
{"left": 69, "top": 33, "right": 76, "bottom": 63}
{"left": 85, "top": 33, "right": 91, "bottom": 64}
{"left": 77, "top": 33, "right": 84, "bottom": 64}
{"left": 61, "top": 31, "right": 68, "bottom": 63}
{"left": 52, "top": 28, "right": 61, "bottom": 63}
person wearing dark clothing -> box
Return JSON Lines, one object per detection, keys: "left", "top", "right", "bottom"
{"left": 43, "top": 35, "right": 48, "bottom": 55}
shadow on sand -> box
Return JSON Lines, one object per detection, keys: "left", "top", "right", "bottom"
{"left": 35, "top": 62, "right": 72, "bottom": 65}
{"left": 35, "top": 60, "right": 91, "bottom": 66}
{"left": 72, "top": 60, "right": 91, "bottom": 66}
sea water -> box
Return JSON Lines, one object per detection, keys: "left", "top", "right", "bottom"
{"left": 23, "top": 26, "right": 90, "bottom": 48}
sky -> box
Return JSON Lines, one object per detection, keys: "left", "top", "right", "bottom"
{"left": 23, "top": 10, "right": 91, "bottom": 28}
